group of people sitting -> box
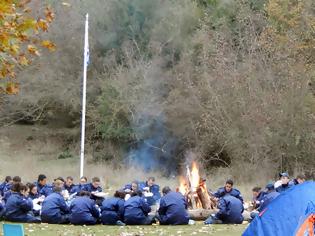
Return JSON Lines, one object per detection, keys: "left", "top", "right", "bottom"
{"left": 0, "top": 175, "right": 190, "bottom": 225}
{"left": 0, "top": 172, "right": 306, "bottom": 226}
{"left": 203, "top": 172, "right": 306, "bottom": 224}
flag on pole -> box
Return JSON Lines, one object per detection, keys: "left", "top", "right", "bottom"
{"left": 80, "top": 13, "right": 89, "bottom": 178}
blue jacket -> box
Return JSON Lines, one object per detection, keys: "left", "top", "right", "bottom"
{"left": 28, "top": 192, "right": 40, "bottom": 200}
{"left": 101, "top": 197, "right": 125, "bottom": 224}
{"left": 3, "top": 191, "right": 12, "bottom": 203}
{"left": 276, "top": 184, "right": 291, "bottom": 193}
{"left": 36, "top": 183, "right": 53, "bottom": 197}
{"left": 0, "top": 182, "right": 10, "bottom": 196}
{"left": 139, "top": 182, "right": 161, "bottom": 206}
{"left": 215, "top": 195, "right": 244, "bottom": 224}
{"left": 158, "top": 191, "right": 189, "bottom": 225}
{"left": 70, "top": 184, "right": 86, "bottom": 194}
{"left": 258, "top": 191, "right": 280, "bottom": 212}
{"left": 64, "top": 184, "right": 76, "bottom": 194}
{"left": 4, "top": 192, "right": 38, "bottom": 223}
{"left": 81, "top": 183, "right": 102, "bottom": 193}
{"left": 41, "top": 192, "right": 70, "bottom": 224}
{"left": 214, "top": 187, "right": 244, "bottom": 203}
{"left": 124, "top": 196, "right": 151, "bottom": 225}
{"left": 70, "top": 196, "right": 100, "bottom": 225}
{"left": 254, "top": 191, "right": 267, "bottom": 209}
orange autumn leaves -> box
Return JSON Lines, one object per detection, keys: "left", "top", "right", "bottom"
{"left": 0, "top": 0, "right": 55, "bottom": 94}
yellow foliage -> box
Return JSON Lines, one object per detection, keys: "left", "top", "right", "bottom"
{"left": 0, "top": 0, "right": 55, "bottom": 95}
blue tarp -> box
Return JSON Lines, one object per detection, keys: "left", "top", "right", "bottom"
{"left": 243, "top": 181, "right": 315, "bottom": 236}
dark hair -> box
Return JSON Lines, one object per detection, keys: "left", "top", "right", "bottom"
{"left": 80, "top": 176, "right": 87, "bottom": 182}
{"left": 114, "top": 190, "right": 126, "bottom": 199}
{"left": 162, "top": 186, "right": 171, "bottom": 195}
{"left": 252, "top": 187, "right": 261, "bottom": 192}
{"left": 54, "top": 177, "right": 65, "bottom": 183}
{"left": 5, "top": 176, "right": 12, "bottom": 182}
{"left": 26, "top": 182, "right": 36, "bottom": 191}
{"left": 226, "top": 179, "right": 234, "bottom": 186}
{"left": 11, "top": 182, "right": 21, "bottom": 192}
{"left": 53, "top": 186, "right": 63, "bottom": 193}
{"left": 66, "top": 176, "right": 73, "bottom": 181}
{"left": 92, "top": 177, "right": 100, "bottom": 183}
{"left": 78, "top": 191, "right": 91, "bottom": 197}
{"left": 13, "top": 176, "right": 21, "bottom": 183}
{"left": 148, "top": 177, "right": 155, "bottom": 182}
{"left": 38, "top": 174, "right": 47, "bottom": 182}
{"left": 20, "top": 184, "right": 28, "bottom": 192}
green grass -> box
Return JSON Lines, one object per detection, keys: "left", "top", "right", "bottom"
{"left": 0, "top": 222, "right": 247, "bottom": 236}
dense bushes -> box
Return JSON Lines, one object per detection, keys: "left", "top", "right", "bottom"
{"left": 1, "top": 0, "right": 314, "bottom": 179}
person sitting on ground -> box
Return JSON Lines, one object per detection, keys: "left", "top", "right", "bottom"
{"left": 3, "top": 176, "right": 22, "bottom": 203}
{"left": 291, "top": 174, "right": 306, "bottom": 185}
{"left": 101, "top": 190, "right": 125, "bottom": 225}
{"left": 72, "top": 176, "right": 88, "bottom": 194}
{"left": 276, "top": 172, "right": 292, "bottom": 193}
{"left": 205, "top": 195, "right": 244, "bottom": 224}
{"left": 252, "top": 187, "right": 266, "bottom": 210}
{"left": 41, "top": 186, "right": 70, "bottom": 224}
{"left": 81, "top": 177, "right": 103, "bottom": 203}
{"left": 158, "top": 186, "right": 189, "bottom": 225}
{"left": 36, "top": 174, "right": 53, "bottom": 197}
{"left": 69, "top": 191, "right": 100, "bottom": 225}
{"left": 250, "top": 183, "right": 280, "bottom": 219}
{"left": 27, "top": 183, "right": 40, "bottom": 200}
{"left": 214, "top": 179, "right": 244, "bottom": 203}
{"left": 124, "top": 180, "right": 139, "bottom": 193}
{"left": 123, "top": 190, "right": 154, "bottom": 225}
{"left": 0, "top": 176, "right": 12, "bottom": 197}
{"left": 64, "top": 176, "right": 76, "bottom": 194}
{"left": 139, "top": 177, "right": 161, "bottom": 206}
{"left": 5, "top": 183, "right": 40, "bottom": 223}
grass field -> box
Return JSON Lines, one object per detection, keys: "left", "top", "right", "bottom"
{"left": 0, "top": 222, "right": 247, "bottom": 236}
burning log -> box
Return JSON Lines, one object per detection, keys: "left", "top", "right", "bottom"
{"left": 177, "top": 161, "right": 218, "bottom": 220}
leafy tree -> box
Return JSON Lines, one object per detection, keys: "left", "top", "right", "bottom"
{"left": 0, "top": 0, "right": 55, "bottom": 94}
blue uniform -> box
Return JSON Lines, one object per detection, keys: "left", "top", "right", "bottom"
{"left": 254, "top": 191, "right": 267, "bottom": 209}
{"left": 0, "top": 202, "right": 5, "bottom": 219}
{"left": 3, "top": 191, "right": 12, "bottom": 203}
{"left": 139, "top": 182, "right": 161, "bottom": 206}
{"left": 124, "top": 195, "right": 152, "bottom": 225}
{"left": 36, "top": 183, "right": 53, "bottom": 197}
{"left": 81, "top": 183, "right": 102, "bottom": 193}
{"left": 4, "top": 192, "right": 40, "bottom": 223}
{"left": 70, "top": 196, "right": 100, "bottom": 225}
{"left": 71, "top": 184, "right": 86, "bottom": 194}
{"left": 101, "top": 197, "right": 125, "bottom": 225}
{"left": 258, "top": 191, "right": 280, "bottom": 212}
{"left": 158, "top": 191, "right": 189, "bottom": 225}
{"left": 276, "top": 184, "right": 291, "bottom": 193}
{"left": 0, "top": 182, "right": 10, "bottom": 196}
{"left": 28, "top": 192, "right": 40, "bottom": 200}
{"left": 212, "top": 195, "right": 244, "bottom": 224}
{"left": 214, "top": 187, "right": 244, "bottom": 203}
{"left": 64, "top": 184, "right": 76, "bottom": 194}
{"left": 41, "top": 192, "right": 70, "bottom": 224}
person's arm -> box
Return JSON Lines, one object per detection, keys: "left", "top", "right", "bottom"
{"left": 215, "top": 198, "right": 227, "bottom": 219}
{"left": 214, "top": 188, "right": 223, "bottom": 199}
{"left": 19, "top": 197, "right": 33, "bottom": 212}
{"left": 158, "top": 198, "right": 167, "bottom": 216}
{"left": 117, "top": 200, "right": 125, "bottom": 220}
{"left": 59, "top": 196, "right": 70, "bottom": 213}
{"left": 90, "top": 201, "right": 100, "bottom": 219}
{"left": 151, "top": 185, "right": 161, "bottom": 201}
{"left": 140, "top": 198, "right": 151, "bottom": 215}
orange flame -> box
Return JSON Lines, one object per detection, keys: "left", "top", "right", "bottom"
{"left": 191, "top": 161, "right": 200, "bottom": 191}
{"left": 178, "top": 176, "right": 187, "bottom": 195}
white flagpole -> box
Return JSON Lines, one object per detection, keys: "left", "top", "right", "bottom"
{"left": 80, "top": 13, "right": 89, "bottom": 178}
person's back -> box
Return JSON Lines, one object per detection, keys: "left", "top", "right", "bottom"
{"left": 258, "top": 191, "right": 280, "bottom": 212}
{"left": 158, "top": 190, "right": 189, "bottom": 225}
{"left": 101, "top": 197, "right": 125, "bottom": 225}
{"left": 70, "top": 193, "right": 100, "bottom": 225}
{"left": 216, "top": 195, "right": 244, "bottom": 224}
{"left": 41, "top": 188, "right": 70, "bottom": 224}
{"left": 5, "top": 184, "right": 40, "bottom": 223}
{"left": 124, "top": 194, "right": 152, "bottom": 225}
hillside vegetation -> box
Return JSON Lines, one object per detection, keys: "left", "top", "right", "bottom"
{"left": 0, "top": 0, "right": 314, "bottom": 181}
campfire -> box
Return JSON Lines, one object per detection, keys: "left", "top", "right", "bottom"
{"left": 177, "top": 161, "right": 216, "bottom": 211}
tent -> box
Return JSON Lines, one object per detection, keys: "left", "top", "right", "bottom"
{"left": 243, "top": 181, "right": 315, "bottom": 236}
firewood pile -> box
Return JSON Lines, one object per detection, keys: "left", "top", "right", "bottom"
{"left": 177, "top": 162, "right": 218, "bottom": 220}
